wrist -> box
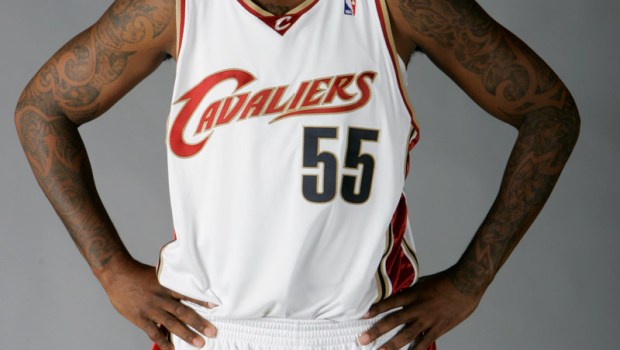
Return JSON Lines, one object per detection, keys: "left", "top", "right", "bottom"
{"left": 92, "top": 251, "right": 136, "bottom": 288}
{"left": 447, "top": 263, "right": 493, "bottom": 297}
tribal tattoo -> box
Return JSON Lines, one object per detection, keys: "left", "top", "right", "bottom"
{"left": 395, "top": 0, "right": 580, "bottom": 294}
{"left": 15, "top": 0, "right": 173, "bottom": 270}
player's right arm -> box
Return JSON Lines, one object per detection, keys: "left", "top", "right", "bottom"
{"left": 14, "top": 1, "right": 215, "bottom": 349}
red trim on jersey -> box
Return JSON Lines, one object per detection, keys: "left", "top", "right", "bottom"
{"left": 375, "top": 0, "right": 420, "bottom": 150}
{"left": 237, "top": 0, "right": 319, "bottom": 36}
{"left": 384, "top": 197, "right": 437, "bottom": 350}
{"left": 385, "top": 194, "right": 416, "bottom": 294}
{"left": 178, "top": 0, "right": 186, "bottom": 56}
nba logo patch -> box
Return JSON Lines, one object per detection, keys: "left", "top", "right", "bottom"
{"left": 344, "top": 0, "right": 356, "bottom": 16}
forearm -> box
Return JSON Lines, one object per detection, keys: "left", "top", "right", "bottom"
{"left": 389, "top": 0, "right": 582, "bottom": 294}
{"left": 448, "top": 98, "right": 580, "bottom": 295}
{"left": 13, "top": 0, "right": 175, "bottom": 279}
{"left": 14, "top": 104, "right": 130, "bottom": 277}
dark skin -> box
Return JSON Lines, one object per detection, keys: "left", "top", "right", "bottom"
{"left": 15, "top": 1, "right": 215, "bottom": 349}
{"left": 14, "top": 0, "right": 579, "bottom": 350}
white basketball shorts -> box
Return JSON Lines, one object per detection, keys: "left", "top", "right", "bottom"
{"left": 170, "top": 312, "right": 409, "bottom": 350}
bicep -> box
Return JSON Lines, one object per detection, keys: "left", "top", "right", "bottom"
{"left": 18, "top": 0, "right": 175, "bottom": 125}
{"left": 389, "top": 0, "right": 572, "bottom": 128}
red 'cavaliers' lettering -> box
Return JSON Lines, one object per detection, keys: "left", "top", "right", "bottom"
{"left": 216, "top": 93, "right": 249, "bottom": 126}
{"left": 239, "top": 88, "right": 274, "bottom": 120}
{"left": 265, "top": 86, "right": 290, "bottom": 114}
{"left": 324, "top": 74, "right": 356, "bottom": 104}
{"left": 195, "top": 100, "right": 221, "bottom": 133}
{"left": 301, "top": 78, "right": 333, "bottom": 108}
{"left": 169, "top": 69, "right": 377, "bottom": 157}
{"left": 169, "top": 70, "right": 255, "bottom": 158}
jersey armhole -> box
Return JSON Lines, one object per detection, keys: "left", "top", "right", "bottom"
{"left": 374, "top": 0, "right": 420, "bottom": 148}
{"left": 176, "top": 0, "right": 187, "bottom": 58}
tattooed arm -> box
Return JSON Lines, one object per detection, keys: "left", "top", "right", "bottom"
{"left": 14, "top": 1, "right": 216, "bottom": 349}
{"left": 360, "top": 0, "right": 580, "bottom": 349}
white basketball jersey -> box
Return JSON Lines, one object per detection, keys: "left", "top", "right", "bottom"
{"left": 158, "top": 0, "right": 421, "bottom": 321}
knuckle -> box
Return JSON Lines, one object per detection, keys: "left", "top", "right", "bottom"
{"left": 174, "top": 303, "right": 187, "bottom": 316}
{"left": 162, "top": 316, "right": 177, "bottom": 329}
{"left": 171, "top": 324, "right": 196, "bottom": 342}
{"left": 376, "top": 315, "right": 401, "bottom": 332}
{"left": 374, "top": 323, "right": 390, "bottom": 334}
{"left": 366, "top": 326, "right": 380, "bottom": 337}
{"left": 189, "top": 314, "right": 208, "bottom": 330}
{"left": 381, "top": 314, "right": 397, "bottom": 326}
{"left": 175, "top": 306, "right": 207, "bottom": 329}
{"left": 390, "top": 334, "right": 411, "bottom": 349}
{"left": 402, "top": 325, "right": 418, "bottom": 338}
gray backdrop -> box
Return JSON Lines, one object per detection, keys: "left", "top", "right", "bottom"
{"left": 1, "top": 0, "right": 618, "bottom": 349}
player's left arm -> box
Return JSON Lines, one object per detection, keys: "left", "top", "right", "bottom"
{"left": 359, "top": 1, "right": 580, "bottom": 349}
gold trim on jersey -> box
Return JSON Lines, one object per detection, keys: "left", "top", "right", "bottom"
{"left": 402, "top": 235, "right": 420, "bottom": 285}
{"left": 175, "top": 0, "right": 181, "bottom": 56}
{"left": 156, "top": 236, "right": 179, "bottom": 281}
{"left": 403, "top": 125, "right": 415, "bottom": 176}
{"left": 374, "top": 224, "right": 395, "bottom": 302}
{"left": 175, "top": 0, "right": 187, "bottom": 57}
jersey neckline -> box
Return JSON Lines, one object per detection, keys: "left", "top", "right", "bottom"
{"left": 237, "top": 0, "right": 320, "bottom": 35}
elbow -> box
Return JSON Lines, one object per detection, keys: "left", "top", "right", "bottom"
{"left": 569, "top": 114, "right": 580, "bottom": 149}
{"left": 14, "top": 96, "right": 28, "bottom": 140}
{"left": 14, "top": 92, "right": 53, "bottom": 145}
{"left": 14, "top": 87, "right": 38, "bottom": 136}
{"left": 519, "top": 95, "right": 581, "bottom": 152}
{"left": 14, "top": 89, "right": 69, "bottom": 139}
{"left": 558, "top": 107, "right": 580, "bottom": 162}
{"left": 562, "top": 98, "right": 581, "bottom": 149}
{"left": 14, "top": 97, "right": 37, "bottom": 144}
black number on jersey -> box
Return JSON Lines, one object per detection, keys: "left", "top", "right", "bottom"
{"left": 302, "top": 127, "right": 338, "bottom": 202}
{"left": 302, "top": 127, "right": 379, "bottom": 204}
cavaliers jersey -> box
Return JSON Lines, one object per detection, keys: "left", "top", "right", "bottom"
{"left": 157, "top": 0, "right": 421, "bottom": 321}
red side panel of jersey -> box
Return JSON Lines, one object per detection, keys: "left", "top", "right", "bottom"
{"left": 385, "top": 194, "right": 416, "bottom": 294}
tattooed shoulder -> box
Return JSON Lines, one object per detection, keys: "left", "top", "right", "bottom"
{"left": 16, "top": 0, "right": 174, "bottom": 123}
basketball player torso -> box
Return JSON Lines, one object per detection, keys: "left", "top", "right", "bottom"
{"left": 158, "top": 0, "right": 421, "bottom": 321}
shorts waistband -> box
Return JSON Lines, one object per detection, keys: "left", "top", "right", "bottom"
{"left": 195, "top": 313, "right": 396, "bottom": 348}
